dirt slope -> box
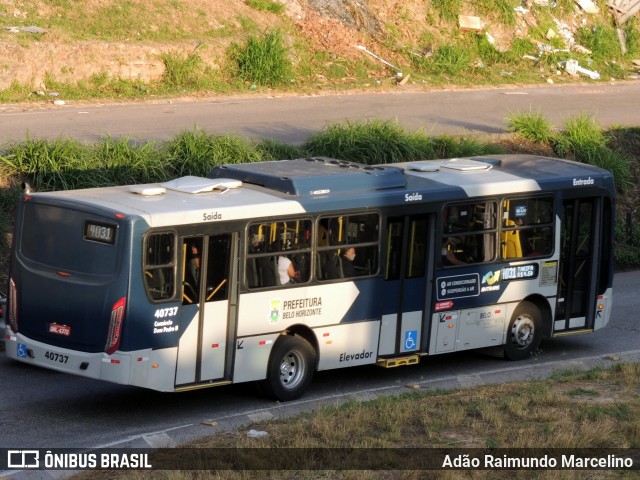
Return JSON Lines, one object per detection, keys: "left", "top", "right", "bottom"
{"left": 0, "top": 0, "right": 623, "bottom": 90}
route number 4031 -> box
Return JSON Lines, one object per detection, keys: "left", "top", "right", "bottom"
{"left": 154, "top": 307, "right": 178, "bottom": 319}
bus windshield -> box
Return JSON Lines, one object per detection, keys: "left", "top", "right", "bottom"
{"left": 20, "top": 202, "right": 120, "bottom": 276}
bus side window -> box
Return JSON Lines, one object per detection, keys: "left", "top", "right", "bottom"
{"left": 441, "top": 202, "right": 497, "bottom": 266}
{"left": 246, "top": 220, "right": 312, "bottom": 288}
{"left": 317, "top": 213, "right": 379, "bottom": 280}
{"left": 501, "top": 196, "right": 554, "bottom": 260}
{"left": 144, "top": 232, "right": 175, "bottom": 301}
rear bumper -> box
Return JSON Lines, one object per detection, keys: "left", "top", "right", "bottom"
{"left": 4, "top": 329, "right": 156, "bottom": 388}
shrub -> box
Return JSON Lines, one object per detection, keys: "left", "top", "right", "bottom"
{"left": 507, "top": 110, "right": 555, "bottom": 143}
{"left": 228, "top": 29, "right": 292, "bottom": 86}
{"left": 165, "top": 130, "right": 263, "bottom": 177}
{"left": 161, "top": 50, "right": 207, "bottom": 90}
{"left": 303, "top": 120, "right": 435, "bottom": 164}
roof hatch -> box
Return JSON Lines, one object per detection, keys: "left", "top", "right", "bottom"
{"left": 129, "top": 176, "right": 242, "bottom": 196}
{"left": 207, "top": 157, "right": 406, "bottom": 196}
{"left": 407, "top": 158, "right": 495, "bottom": 173}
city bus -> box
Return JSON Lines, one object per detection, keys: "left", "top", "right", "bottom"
{"left": 4, "top": 154, "right": 615, "bottom": 401}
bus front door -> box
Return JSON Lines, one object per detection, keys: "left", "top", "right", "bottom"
{"left": 555, "top": 197, "right": 600, "bottom": 333}
{"left": 380, "top": 215, "right": 434, "bottom": 356}
{"left": 175, "top": 233, "right": 238, "bottom": 386}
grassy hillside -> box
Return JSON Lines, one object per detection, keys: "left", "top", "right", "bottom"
{"left": 0, "top": 0, "right": 639, "bottom": 100}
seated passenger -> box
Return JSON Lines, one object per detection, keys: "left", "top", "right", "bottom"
{"left": 442, "top": 238, "right": 466, "bottom": 266}
{"left": 278, "top": 255, "right": 298, "bottom": 285}
{"left": 341, "top": 247, "right": 356, "bottom": 277}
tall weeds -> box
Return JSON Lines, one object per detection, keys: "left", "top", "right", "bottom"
{"left": 164, "top": 130, "right": 263, "bottom": 177}
{"left": 304, "top": 120, "right": 436, "bottom": 164}
{"left": 227, "top": 29, "right": 292, "bottom": 87}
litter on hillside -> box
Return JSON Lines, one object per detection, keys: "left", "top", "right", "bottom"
{"left": 4, "top": 25, "right": 47, "bottom": 34}
{"left": 607, "top": 0, "right": 640, "bottom": 24}
{"left": 576, "top": 0, "right": 600, "bottom": 14}
{"left": 562, "top": 59, "right": 601, "bottom": 79}
{"left": 458, "top": 15, "right": 483, "bottom": 32}
{"left": 356, "top": 45, "right": 402, "bottom": 76}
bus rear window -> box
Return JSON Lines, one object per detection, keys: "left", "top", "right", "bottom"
{"left": 20, "top": 203, "right": 119, "bottom": 276}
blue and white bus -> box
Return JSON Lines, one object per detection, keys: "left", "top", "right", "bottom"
{"left": 4, "top": 155, "right": 615, "bottom": 400}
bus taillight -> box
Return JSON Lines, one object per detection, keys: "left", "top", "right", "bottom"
{"left": 105, "top": 297, "right": 126, "bottom": 354}
{"left": 8, "top": 277, "right": 18, "bottom": 333}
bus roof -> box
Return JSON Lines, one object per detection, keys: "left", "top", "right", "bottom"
{"left": 27, "top": 155, "right": 614, "bottom": 227}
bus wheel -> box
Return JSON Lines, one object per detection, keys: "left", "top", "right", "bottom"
{"left": 504, "top": 301, "right": 542, "bottom": 360}
{"left": 261, "top": 334, "right": 315, "bottom": 401}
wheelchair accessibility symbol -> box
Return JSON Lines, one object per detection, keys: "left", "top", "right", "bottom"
{"left": 17, "top": 343, "right": 28, "bottom": 358}
{"left": 404, "top": 330, "right": 417, "bottom": 351}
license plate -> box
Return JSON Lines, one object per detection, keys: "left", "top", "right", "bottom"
{"left": 49, "top": 323, "right": 71, "bottom": 336}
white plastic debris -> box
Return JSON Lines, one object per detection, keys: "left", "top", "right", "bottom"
{"left": 356, "top": 45, "right": 402, "bottom": 75}
{"left": 575, "top": 0, "right": 599, "bottom": 14}
{"left": 563, "top": 59, "right": 601, "bottom": 79}
{"left": 4, "top": 25, "right": 47, "bottom": 34}
{"left": 247, "top": 429, "right": 268, "bottom": 438}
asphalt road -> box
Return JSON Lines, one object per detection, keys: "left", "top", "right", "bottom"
{"left": 0, "top": 270, "right": 638, "bottom": 451}
{"left": 1, "top": 82, "right": 639, "bottom": 145}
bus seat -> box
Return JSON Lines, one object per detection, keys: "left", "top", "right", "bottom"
{"left": 247, "top": 258, "right": 259, "bottom": 288}
{"left": 316, "top": 253, "right": 324, "bottom": 280}
{"left": 501, "top": 219, "right": 522, "bottom": 259}
{"left": 146, "top": 269, "right": 169, "bottom": 300}
{"left": 323, "top": 251, "right": 343, "bottom": 280}
{"left": 258, "top": 256, "right": 278, "bottom": 287}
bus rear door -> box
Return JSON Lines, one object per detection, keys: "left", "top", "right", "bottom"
{"left": 175, "top": 233, "right": 238, "bottom": 386}
{"left": 379, "top": 215, "right": 435, "bottom": 357}
{"left": 555, "top": 197, "right": 602, "bottom": 333}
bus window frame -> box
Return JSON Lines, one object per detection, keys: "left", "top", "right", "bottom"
{"left": 142, "top": 229, "right": 177, "bottom": 302}
{"left": 440, "top": 200, "right": 498, "bottom": 267}
{"left": 500, "top": 194, "right": 555, "bottom": 261}
{"left": 245, "top": 217, "right": 314, "bottom": 290}
{"left": 316, "top": 211, "right": 381, "bottom": 281}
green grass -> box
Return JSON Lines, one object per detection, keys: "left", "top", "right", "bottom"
{"left": 246, "top": 0, "right": 285, "bottom": 14}
{"left": 2, "top": 0, "right": 639, "bottom": 101}
{"left": 0, "top": 118, "right": 637, "bottom": 268}
{"left": 555, "top": 115, "right": 633, "bottom": 191}
{"left": 160, "top": 50, "right": 209, "bottom": 90}
{"left": 303, "top": 120, "right": 436, "bottom": 164}
{"left": 507, "top": 111, "right": 633, "bottom": 192}
{"left": 507, "top": 110, "right": 555, "bottom": 143}
{"left": 227, "top": 29, "right": 293, "bottom": 87}
{"left": 427, "top": 44, "right": 472, "bottom": 76}
{"left": 475, "top": 0, "right": 518, "bottom": 26}
{"left": 164, "top": 130, "right": 264, "bottom": 177}
{"left": 430, "top": 0, "right": 463, "bottom": 23}
{"left": 71, "top": 362, "right": 640, "bottom": 479}
{"left": 576, "top": 22, "right": 624, "bottom": 61}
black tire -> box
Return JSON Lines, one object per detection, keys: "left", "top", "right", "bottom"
{"left": 504, "top": 301, "right": 542, "bottom": 360}
{"left": 260, "top": 334, "right": 315, "bottom": 401}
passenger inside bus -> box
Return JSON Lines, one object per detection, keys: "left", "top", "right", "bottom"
{"left": 445, "top": 206, "right": 467, "bottom": 233}
{"left": 341, "top": 247, "right": 357, "bottom": 277}
{"left": 441, "top": 238, "right": 467, "bottom": 266}
{"left": 182, "top": 240, "right": 202, "bottom": 303}
{"left": 188, "top": 244, "right": 201, "bottom": 283}
{"left": 516, "top": 217, "right": 533, "bottom": 256}
{"left": 277, "top": 255, "right": 298, "bottom": 284}
{"left": 278, "top": 240, "right": 299, "bottom": 285}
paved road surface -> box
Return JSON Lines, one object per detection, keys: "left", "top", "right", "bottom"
{"left": 1, "top": 83, "right": 639, "bottom": 145}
